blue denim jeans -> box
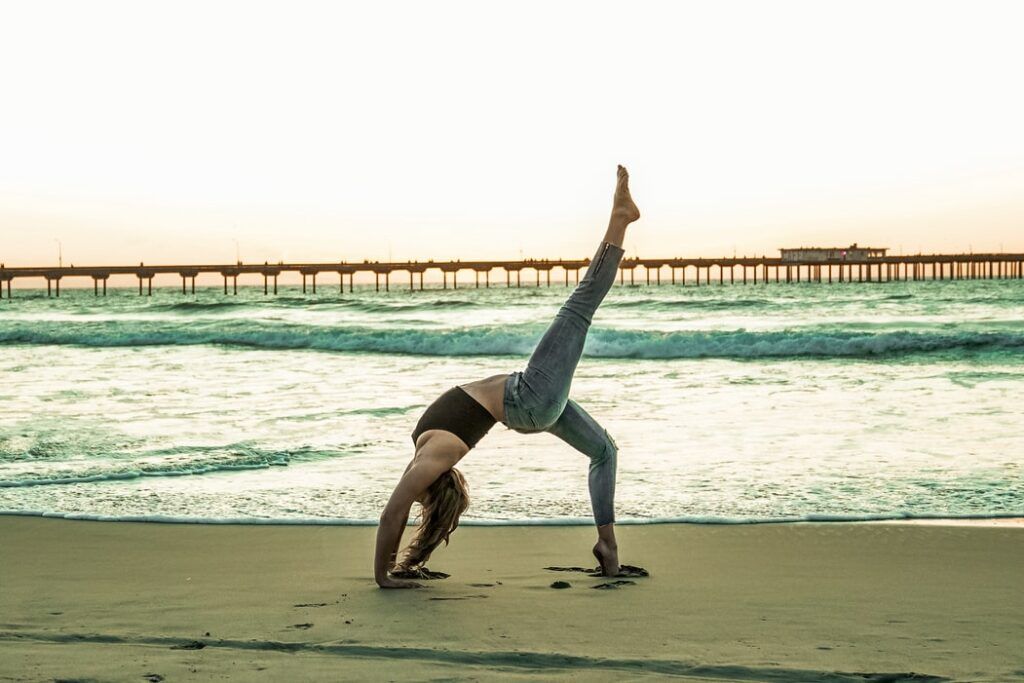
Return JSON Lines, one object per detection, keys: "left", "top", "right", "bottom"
{"left": 502, "top": 239, "right": 624, "bottom": 526}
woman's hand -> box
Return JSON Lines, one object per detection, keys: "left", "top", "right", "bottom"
{"left": 377, "top": 576, "right": 423, "bottom": 589}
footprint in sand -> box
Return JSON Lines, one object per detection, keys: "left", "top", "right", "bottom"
{"left": 592, "top": 580, "right": 636, "bottom": 590}
{"left": 390, "top": 567, "right": 450, "bottom": 580}
{"left": 615, "top": 565, "right": 650, "bottom": 578}
{"left": 544, "top": 564, "right": 650, "bottom": 578}
{"left": 427, "top": 594, "right": 489, "bottom": 601}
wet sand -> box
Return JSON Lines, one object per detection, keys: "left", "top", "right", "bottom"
{"left": 1, "top": 517, "right": 1022, "bottom": 682}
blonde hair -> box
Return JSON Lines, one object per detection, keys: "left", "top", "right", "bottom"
{"left": 398, "top": 467, "right": 470, "bottom": 571}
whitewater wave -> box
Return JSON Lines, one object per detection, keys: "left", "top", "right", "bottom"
{"left": 0, "top": 461, "right": 285, "bottom": 488}
{"left": 145, "top": 297, "right": 484, "bottom": 314}
{"left": 606, "top": 297, "right": 774, "bottom": 310}
{"left": 0, "top": 444, "right": 353, "bottom": 488}
{"left": 3, "top": 319, "right": 1024, "bottom": 359}
{"left": 607, "top": 293, "right": 920, "bottom": 309}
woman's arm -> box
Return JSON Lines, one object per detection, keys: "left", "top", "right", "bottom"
{"left": 374, "top": 450, "right": 454, "bottom": 588}
{"left": 375, "top": 505, "right": 416, "bottom": 588}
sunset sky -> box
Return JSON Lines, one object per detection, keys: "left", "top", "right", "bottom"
{"left": 2, "top": 0, "right": 1023, "bottom": 269}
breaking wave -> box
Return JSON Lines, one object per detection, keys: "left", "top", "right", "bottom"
{"left": 2, "top": 319, "right": 1024, "bottom": 359}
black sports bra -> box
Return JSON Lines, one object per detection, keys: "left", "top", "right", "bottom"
{"left": 410, "top": 386, "right": 496, "bottom": 449}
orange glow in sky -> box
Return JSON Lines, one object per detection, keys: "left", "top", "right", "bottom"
{"left": 2, "top": 0, "right": 1023, "bottom": 267}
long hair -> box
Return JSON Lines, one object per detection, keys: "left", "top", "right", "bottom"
{"left": 397, "top": 467, "right": 470, "bottom": 571}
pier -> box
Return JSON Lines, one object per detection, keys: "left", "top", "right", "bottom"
{"left": 0, "top": 252, "right": 1022, "bottom": 298}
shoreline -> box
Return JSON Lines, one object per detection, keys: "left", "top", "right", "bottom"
{"left": 1, "top": 508, "right": 1023, "bottom": 527}
{"left": 2, "top": 516, "right": 1022, "bottom": 681}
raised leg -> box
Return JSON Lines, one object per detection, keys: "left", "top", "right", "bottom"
{"left": 510, "top": 166, "right": 639, "bottom": 431}
{"left": 518, "top": 238, "right": 624, "bottom": 426}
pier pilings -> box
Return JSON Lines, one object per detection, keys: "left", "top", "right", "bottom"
{"left": 2, "top": 254, "right": 1022, "bottom": 297}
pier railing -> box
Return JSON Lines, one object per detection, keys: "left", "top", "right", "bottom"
{"left": 1, "top": 253, "right": 1022, "bottom": 297}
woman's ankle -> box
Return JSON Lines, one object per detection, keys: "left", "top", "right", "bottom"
{"left": 596, "top": 523, "right": 617, "bottom": 548}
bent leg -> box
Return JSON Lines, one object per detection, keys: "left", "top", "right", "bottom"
{"left": 545, "top": 398, "right": 617, "bottom": 526}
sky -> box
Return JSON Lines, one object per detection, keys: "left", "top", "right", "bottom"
{"left": 2, "top": 0, "right": 1023, "bottom": 270}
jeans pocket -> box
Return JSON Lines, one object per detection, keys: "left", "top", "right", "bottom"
{"left": 506, "top": 401, "right": 538, "bottom": 433}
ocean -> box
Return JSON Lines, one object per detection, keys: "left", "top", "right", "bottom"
{"left": 1, "top": 278, "right": 1022, "bottom": 525}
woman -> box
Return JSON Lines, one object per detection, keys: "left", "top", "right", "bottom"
{"left": 375, "top": 165, "right": 640, "bottom": 588}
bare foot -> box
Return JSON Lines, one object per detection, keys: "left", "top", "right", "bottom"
{"left": 593, "top": 539, "right": 620, "bottom": 577}
{"left": 611, "top": 165, "right": 641, "bottom": 227}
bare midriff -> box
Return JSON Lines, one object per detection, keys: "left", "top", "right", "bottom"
{"left": 457, "top": 372, "right": 509, "bottom": 424}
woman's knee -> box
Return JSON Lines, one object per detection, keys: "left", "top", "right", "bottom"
{"left": 589, "top": 429, "right": 618, "bottom": 469}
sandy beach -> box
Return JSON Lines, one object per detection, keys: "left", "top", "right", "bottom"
{"left": 1, "top": 517, "right": 1021, "bottom": 682}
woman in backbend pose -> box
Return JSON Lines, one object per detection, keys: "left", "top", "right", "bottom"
{"left": 374, "top": 165, "right": 640, "bottom": 588}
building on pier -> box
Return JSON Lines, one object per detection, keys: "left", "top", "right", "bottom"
{"left": 779, "top": 244, "right": 887, "bottom": 262}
